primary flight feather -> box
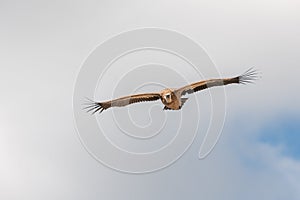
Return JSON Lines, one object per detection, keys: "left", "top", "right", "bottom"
{"left": 84, "top": 68, "right": 258, "bottom": 114}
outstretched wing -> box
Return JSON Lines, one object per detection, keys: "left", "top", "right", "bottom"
{"left": 175, "top": 68, "right": 259, "bottom": 96}
{"left": 83, "top": 93, "right": 161, "bottom": 114}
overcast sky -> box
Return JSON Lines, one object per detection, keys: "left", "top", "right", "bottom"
{"left": 1, "top": 0, "right": 300, "bottom": 199}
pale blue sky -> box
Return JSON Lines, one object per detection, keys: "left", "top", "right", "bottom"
{"left": 259, "top": 114, "right": 300, "bottom": 159}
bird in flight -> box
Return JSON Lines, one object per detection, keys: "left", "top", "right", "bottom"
{"left": 84, "top": 68, "right": 258, "bottom": 114}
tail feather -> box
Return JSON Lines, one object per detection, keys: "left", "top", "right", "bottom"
{"left": 163, "top": 106, "right": 172, "bottom": 110}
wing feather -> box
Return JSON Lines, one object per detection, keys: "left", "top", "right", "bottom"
{"left": 176, "top": 68, "right": 259, "bottom": 96}
{"left": 83, "top": 93, "right": 161, "bottom": 114}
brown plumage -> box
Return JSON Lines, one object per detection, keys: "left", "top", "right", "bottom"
{"left": 84, "top": 68, "right": 259, "bottom": 114}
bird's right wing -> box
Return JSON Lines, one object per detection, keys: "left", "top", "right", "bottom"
{"left": 84, "top": 93, "right": 161, "bottom": 114}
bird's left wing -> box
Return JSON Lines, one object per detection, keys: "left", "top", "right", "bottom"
{"left": 84, "top": 93, "right": 161, "bottom": 114}
{"left": 175, "top": 68, "right": 258, "bottom": 96}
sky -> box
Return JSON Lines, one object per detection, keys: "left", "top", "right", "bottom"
{"left": 1, "top": 0, "right": 300, "bottom": 199}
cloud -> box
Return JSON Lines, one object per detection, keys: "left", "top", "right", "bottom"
{"left": 1, "top": 0, "right": 300, "bottom": 200}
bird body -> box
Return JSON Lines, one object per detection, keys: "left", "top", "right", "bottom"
{"left": 84, "top": 68, "right": 258, "bottom": 114}
{"left": 159, "top": 88, "right": 188, "bottom": 110}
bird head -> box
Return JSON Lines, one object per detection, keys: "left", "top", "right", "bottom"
{"left": 163, "top": 92, "right": 172, "bottom": 103}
